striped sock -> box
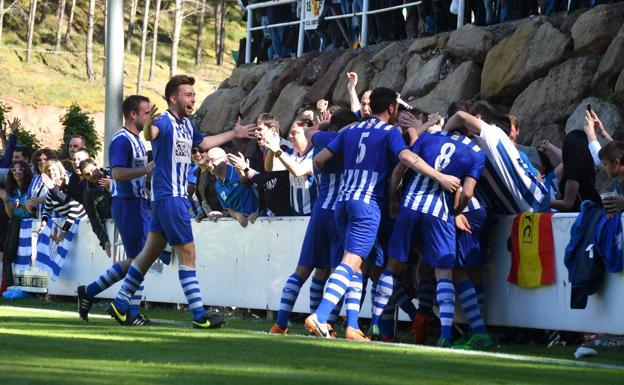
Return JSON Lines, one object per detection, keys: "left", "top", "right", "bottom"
{"left": 395, "top": 282, "right": 417, "bottom": 320}
{"left": 345, "top": 273, "right": 363, "bottom": 329}
{"left": 436, "top": 279, "right": 455, "bottom": 341}
{"left": 86, "top": 263, "right": 124, "bottom": 298}
{"left": 129, "top": 285, "right": 144, "bottom": 318}
{"left": 276, "top": 274, "right": 303, "bottom": 329}
{"left": 371, "top": 270, "right": 396, "bottom": 327}
{"left": 417, "top": 277, "right": 435, "bottom": 314}
{"left": 370, "top": 281, "right": 377, "bottom": 310}
{"left": 457, "top": 280, "right": 486, "bottom": 334}
{"left": 309, "top": 276, "right": 325, "bottom": 313}
{"left": 178, "top": 265, "right": 206, "bottom": 321}
{"left": 113, "top": 261, "right": 145, "bottom": 313}
{"left": 474, "top": 284, "right": 485, "bottom": 315}
{"left": 314, "top": 263, "right": 354, "bottom": 323}
{"left": 328, "top": 296, "right": 344, "bottom": 324}
{"left": 380, "top": 294, "right": 397, "bottom": 338}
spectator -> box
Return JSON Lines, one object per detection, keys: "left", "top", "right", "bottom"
{"left": 584, "top": 110, "right": 613, "bottom": 167}
{"left": 347, "top": 72, "right": 372, "bottom": 120}
{"left": 0, "top": 117, "right": 20, "bottom": 168}
{"left": 598, "top": 141, "right": 624, "bottom": 218}
{"left": 261, "top": 119, "right": 316, "bottom": 216}
{"left": 205, "top": 147, "right": 259, "bottom": 228}
{"left": 24, "top": 148, "right": 59, "bottom": 217}
{"left": 11, "top": 145, "right": 33, "bottom": 168}
{"left": 66, "top": 134, "right": 86, "bottom": 161}
{"left": 550, "top": 130, "right": 601, "bottom": 212}
{"left": 78, "top": 158, "right": 113, "bottom": 256}
{"left": 508, "top": 115, "right": 542, "bottom": 177}
{"left": 192, "top": 148, "right": 224, "bottom": 222}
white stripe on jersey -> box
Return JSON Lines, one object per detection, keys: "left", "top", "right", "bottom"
{"left": 352, "top": 170, "right": 368, "bottom": 201}
{"left": 110, "top": 128, "right": 148, "bottom": 199}
{"left": 363, "top": 172, "right": 378, "bottom": 204}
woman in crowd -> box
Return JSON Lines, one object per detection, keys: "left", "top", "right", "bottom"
{"left": 24, "top": 148, "right": 59, "bottom": 217}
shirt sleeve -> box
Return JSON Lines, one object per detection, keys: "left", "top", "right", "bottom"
{"left": 153, "top": 115, "right": 170, "bottom": 142}
{"left": 466, "top": 151, "right": 486, "bottom": 181}
{"left": 326, "top": 130, "right": 344, "bottom": 156}
{"left": 0, "top": 133, "right": 17, "bottom": 168}
{"left": 588, "top": 140, "right": 602, "bottom": 167}
{"left": 109, "top": 137, "right": 133, "bottom": 169}
{"left": 387, "top": 128, "right": 408, "bottom": 157}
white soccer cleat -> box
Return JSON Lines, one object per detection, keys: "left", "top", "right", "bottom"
{"left": 305, "top": 313, "right": 332, "bottom": 338}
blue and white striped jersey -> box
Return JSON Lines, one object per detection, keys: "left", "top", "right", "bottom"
{"left": 327, "top": 118, "right": 407, "bottom": 205}
{"left": 109, "top": 128, "right": 148, "bottom": 199}
{"left": 473, "top": 121, "right": 548, "bottom": 214}
{"left": 151, "top": 111, "right": 204, "bottom": 201}
{"left": 285, "top": 147, "right": 316, "bottom": 215}
{"left": 312, "top": 131, "right": 342, "bottom": 210}
{"left": 403, "top": 131, "right": 485, "bottom": 222}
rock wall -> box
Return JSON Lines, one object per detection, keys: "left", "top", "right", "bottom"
{"left": 195, "top": 4, "right": 624, "bottom": 145}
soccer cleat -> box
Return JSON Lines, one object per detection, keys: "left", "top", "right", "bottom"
{"left": 369, "top": 324, "right": 381, "bottom": 341}
{"left": 452, "top": 335, "right": 469, "bottom": 347}
{"left": 107, "top": 302, "right": 127, "bottom": 325}
{"left": 269, "top": 324, "right": 288, "bottom": 335}
{"left": 436, "top": 336, "right": 452, "bottom": 348}
{"left": 453, "top": 333, "right": 494, "bottom": 350}
{"left": 327, "top": 324, "right": 337, "bottom": 339}
{"left": 345, "top": 326, "right": 371, "bottom": 342}
{"left": 304, "top": 314, "right": 331, "bottom": 338}
{"left": 77, "top": 285, "right": 93, "bottom": 323}
{"left": 127, "top": 314, "right": 152, "bottom": 326}
{"left": 192, "top": 314, "right": 226, "bottom": 329}
{"left": 412, "top": 312, "right": 430, "bottom": 344}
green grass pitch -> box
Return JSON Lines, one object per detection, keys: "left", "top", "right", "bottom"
{"left": 0, "top": 302, "right": 622, "bottom": 385}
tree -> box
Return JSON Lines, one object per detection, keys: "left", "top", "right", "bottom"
{"left": 54, "top": 0, "right": 66, "bottom": 53}
{"left": 148, "top": 0, "right": 161, "bottom": 82}
{"left": 26, "top": 0, "right": 37, "bottom": 63}
{"left": 0, "top": 0, "right": 4, "bottom": 46}
{"left": 137, "top": 0, "right": 151, "bottom": 93}
{"left": 64, "top": 0, "right": 75, "bottom": 43}
{"left": 86, "top": 0, "right": 95, "bottom": 81}
{"left": 126, "top": 0, "right": 138, "bottom": 52}
{"left": 170, "top": 0, "right": 182, "bottom": 77}
{"left": 59, "top": 104, "right": 101, "bottom": 157}
{"left": 194, "top": 0, "right": 206, "bottom": 67}
{"left": 215, "top": 0, "right": 228, "bottom": 66}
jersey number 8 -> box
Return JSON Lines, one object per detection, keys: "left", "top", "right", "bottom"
{"left": 434, "top": 143, "right": 456, "bottom": 171}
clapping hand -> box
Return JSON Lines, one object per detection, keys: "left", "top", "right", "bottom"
{"left": 227, "top": 152, "right": 249, "bottom": 171}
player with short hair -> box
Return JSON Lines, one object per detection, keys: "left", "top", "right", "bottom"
{"left": 107, "top": 75, "right": 255, "bottom": 328}
{"left": 304, "top": 87, "right": 461, "bottom": 338}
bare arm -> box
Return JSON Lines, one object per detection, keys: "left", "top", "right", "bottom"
{"left": 443, "top": 111, "right": 483, "bottom": 135}
{"left": 143, "top": 105, "right": 160, "bottom": 141}
{"left": 397, "top": 150, "right": 460, "bottom": 192}
{"left": 455, "top": 177, "right": 477, "bottom": 214}
{"left": 313, "top": 148, "right": 334, "bottom": 171}
{"left": 550, "top": 179, "right": 580, "bottom": 211}
{"left": 199, "top": 117, "right": 257, "bottom": 150}
{"left": 347, "top": 72, "right": 360, "bottom": 113}
{"left": 275, "top": 151, "right": 312, "bottom": 177}
{"left": 111, "top": 162, "right": 153, "bottom": 182}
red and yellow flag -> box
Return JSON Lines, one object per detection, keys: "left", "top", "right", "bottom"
{"left": 508, "top": 212, "right": 556, "bottom": 288}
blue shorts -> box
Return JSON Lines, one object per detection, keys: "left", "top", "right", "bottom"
{"left": 150, "top": 197, "right": 194, "bottom": 246}
{"left": 111, "top": 197, "right": 149, "bottom": 259}
{"left": 334, "top": 200, "right": 380, "bottom": 260}
{"left": 298, "top": 206, "right": 343, "bottom": 269}
{"left": 457, "top": 208, "right": 487, "bottom": 268}
{"left": 370, "top": 209, "right": 394, "bottom": 268}
{"left": 388, "top": 208, "right": 456, "bottom": 269}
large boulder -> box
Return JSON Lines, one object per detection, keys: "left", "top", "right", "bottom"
{"left": 405, "top": 54, "right": 424, "bottom": 76}
{"left": 592, "top": 26, "right": 624, "bottom": 97}
{"left": 227, "top": 62, "right": 275, "bottom": 91}
{"left": 270, "top": 82, "right": 309, "bottom": 136}
{"left": 409, "top": 61, "right": 481, "bottom": 114}
{"left": 571, "top": 3, "right": 624, "bottom": 55}
{"left": 272, "top": 51, "right": 321, "bottom": 96}
{"left": 408, "top": 33, "right": 449, "bottom": 54}
{"left": 526, "top": 124, "right": 565, "bottom": 149}
{"left": 370, "top": 41, "right": 408, "bottom": 71}
{"left": 446, "top": 23, "right": 495, "bottom": 63}
{"left": 300, "top": 50, "right": 344, "bottom": 85}
{"left": 332, "top": 50, "right": 376, "bottom": 107}
{"left": 196, "top": 87, "right": 248, "bottom": 134}
{"left": 565, "top": 97, "right": 624, "bottom": 144}
{"left": 481, "top": 19, "right": 571, "bottom": 104}
{"left": 401, "top": 53, "right": 445, "bottom": 99}
{"left": 305, "top": 50, "right": 358, "bottom": 105}
{"left": 239, "top": 62, "right": 288, "bottom": 123}
{"left": 616, "top": 70, "right": 624, "bottom": 107}
{"left": 370, "top": 50, "right": 411, "bottom": 93}
{"left": 510, "top": 56, "right": 600, "bottom": 133}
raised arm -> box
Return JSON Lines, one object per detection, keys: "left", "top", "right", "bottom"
{"left": 347, "top": 72, "right": 360, "bottom": 113}
{"left": 199, "top": 117, "right": 257, "bottom": 150}
{"left": 143, "top": 105, "right": 160, "bottom": 142}
{"left": 443, "top": 111, "right": 483, "bottom": 136}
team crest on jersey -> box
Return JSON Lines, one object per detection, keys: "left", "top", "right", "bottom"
{"left": 175, "top": 139, "right": 191, "bottom": 157}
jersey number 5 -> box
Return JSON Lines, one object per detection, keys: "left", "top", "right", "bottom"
{"left": 434, "top": 143, "right": 456, "bottom": 171}
{"left": 356, "top": 132, "right": 370, "bottom": 164}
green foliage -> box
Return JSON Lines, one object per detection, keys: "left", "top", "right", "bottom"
{"left": 15, "top": 129, "right": 43, "bottom": 153}
{"left": 59, "top": 103, "right": 101, "bottom": 156}
{"left": 0, "top": 102, "right": 11, "bottom": 127}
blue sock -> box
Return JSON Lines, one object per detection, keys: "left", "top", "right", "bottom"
{"left": 113, "top": 261, "right": 145, "bottom": 313}
{"left": 328, "top": 296, "right": 344, "bottom": 324}
{"left": 371, "top": 270, "right": 396, "bottom": 327}
{"left": 178, "top": 265, "right": 205, "bottom": 321}
{"left": 345, "top": 272, "right": 363, "bottom": 329}
{"left": 86, "top": 263, "right": 124, "bottom": 298}
{"left": 474, "top": 284, "right": 485, "bottom": 314}
{"left": 395, "top": 282, "right": 417, "bottom": 320}
{"left": 436, "top": 278, "right": 455, "bottom": 341}
{"left": 315, "top": 263, "right": 353, "bottom": 323}
{"left": 309, "top": 276, "right": 325, "bottom": 313}
{"left": 380, "top": 294, "right": 397, "bottom": 338}
{"left": 457, "top": 280, "right": 486, "bottom": 334}
{"left": 370, "top": 281, "right": 377, "bottom": 310}
{"left": 417, "top": 277, "right": 435, "bottom": 314}
{"left": 276, "top": 274, "right": 303, "bottom": 329}
{"left": 129, "top": 285, "right": 144, "bottom": 318}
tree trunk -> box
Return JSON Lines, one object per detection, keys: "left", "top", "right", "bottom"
{"left": 26, "top": 0, "right": 37, "bottom": 64}
{"left": 215, "top": 0, "right": 227, "bottom": 66}
{"left": 148, "top": 0, "right": 161, "bottom": 82}
{"left": 194, "top": 0, "right": 206, "bottom": 67}
{"left": 86, "top": 0, "right": 95, "bottom": 81}
{"left": 37, "top": 0, "right": 47, "bottom": 24}
{"left": 0, "top": 0, "right": 5, "bottom": 46}
{"left": 126, "top": 0, "right": 138, "bottom": 53}
{"left": 64, "top": 0, "right": 75, "bottom": 43}
{"left": 54, "top": 0, "right": 66, "bottom": 53}
{"left": 137, "top": 0, "right": 151, "bottom": 93}
{"left": 170, "top": 0, "right": 182, "bottom": 78}
{"left": 102, "top": 0, "right": 107, "bottom": 77}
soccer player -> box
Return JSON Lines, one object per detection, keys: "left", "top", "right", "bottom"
{"left": 77, "top": 95, "right": 153, "bottom": 325}
{"left": 304, "top": 87, "right": 461, "bottom": 338}
{"left": 107, "top": 75, "right": 255, "bottom": 328}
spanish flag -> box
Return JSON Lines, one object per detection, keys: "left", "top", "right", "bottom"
{"left": 508, "top": 212, "right": 556, "bottom": 288}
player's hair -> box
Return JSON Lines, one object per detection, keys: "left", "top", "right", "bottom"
{"left": 330, "top": 108, "right": 358, "bottom": 130}
{"left": 122, "top": 95, "right": 151, "bottom": 120}
{"left": 255, "top": 113, "right": 280, "bottom": 132}
{"left": 370, "top": 87, "right": 398, "bottom": 115}
{"left": 13, "top": 145, "right": 33, "bottom": 162}
{"left": 165, "top": 75, "right": 195, "bottom": 102}
{"left": 598, "top": 140, "right": 624, "bottom": 163}
{"left": 446, "top": 100, "right": 471, "bottom": 117}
